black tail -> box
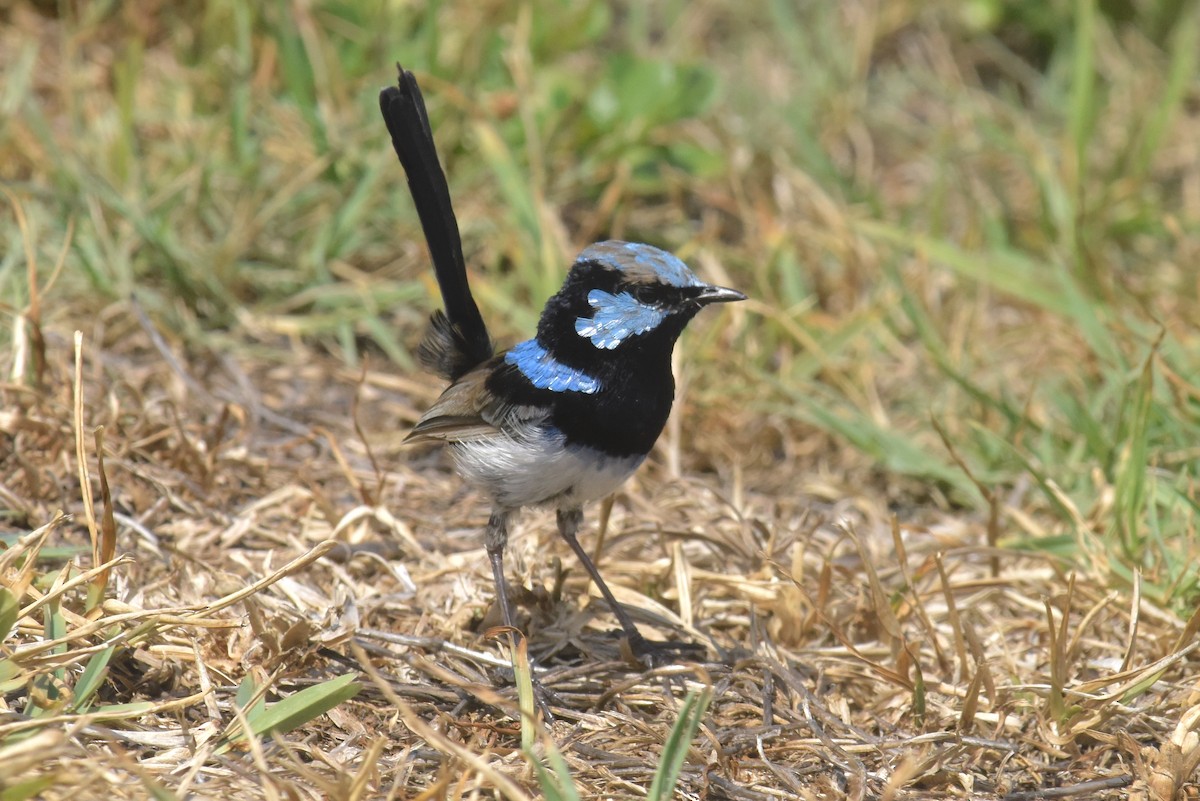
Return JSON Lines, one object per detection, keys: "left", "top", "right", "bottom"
{"left": 380, "top": 65, "right": 492, "bottom": 380}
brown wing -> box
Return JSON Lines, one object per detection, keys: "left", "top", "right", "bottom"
{"left": 405, "top": 357, "right": 509, "bottom": 444}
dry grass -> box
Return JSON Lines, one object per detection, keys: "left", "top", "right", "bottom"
{"left": 3, "top": 1, "right": 1200, "bottom": 799}
{"left": 2, "top": 301, "right": 1197, "bottom": 799}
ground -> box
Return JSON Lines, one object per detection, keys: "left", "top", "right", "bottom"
{"left": 1, "top": 2, "right": 1199, "bottom": 800}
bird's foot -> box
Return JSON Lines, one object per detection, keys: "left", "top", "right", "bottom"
{"left": 622, "top": 633, "right": 707, "bottom": 669}
{"left": 527, "top": 672, "right": 562, "bottom": 725}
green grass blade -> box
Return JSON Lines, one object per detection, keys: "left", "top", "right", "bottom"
{"left": 75, "top": 701, "right": 158, "bottom": 718}
{"left": 1069, "top": 0, "right": 1098, "bottom": 199}
{"left": 1133, "top": 2, "right": 1199, "bottom": 180}
{"left": 471, "top": 120, "right": 554, "bottom": 298}
{"left": 234, "top": 673, "right": 360, "bottom": 745}
{"left": 0, "top": 659, "right": 20, "bottom": 693}
{"left": 529, "top": 747, "right": 582, "bottom": 801}
{"left": 26, "top": 599, "right": 67, "bottom": 717}
{"left": 1110, "top": 345, "right": 1155, "bottom": 558}
{"left": 69, "top": 645, "right": 116, "bottom": 713}
{"left": 270, "top": 9, "right": 327, "bottom": 153}
{"left": 0, "top": 775, "right": 57, "bottom": 801}
{"left": 0, "top": 40, "right": 37, "bottom": 118}
{"left": 646, "top": 687, "right": 713, "bottom": 801}
{"left": 511, "top": 635, "right": 537, "bottom": 752}
{"left": 234, "top": 674, "right": 267, "bottom": 720}
{"left": 0, "top": 587, "right": 17, "bottom": 642}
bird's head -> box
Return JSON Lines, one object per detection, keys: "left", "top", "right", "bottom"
{"left": 536, "top": 241, "right": 745, "bottom": 362}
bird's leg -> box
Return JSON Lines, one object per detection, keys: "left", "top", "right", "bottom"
{"left": 555, "top": 506, "right": 705, "bottom": 667}
{"left": 485, "top": 508, "right": 558, "bottom": 720}
{"left": 554, "top": 507, "right": 639, "bottom": 640}
{"left": 485, "top": 510, "right": 519, "bottom": 631}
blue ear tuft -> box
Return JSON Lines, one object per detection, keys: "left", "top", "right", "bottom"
{"left": 575, "top": 289, "right": 667, "bottom": 349}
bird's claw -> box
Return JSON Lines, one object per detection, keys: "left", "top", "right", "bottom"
{"left": 623, "top": 634, "right": 707, "bottom": 669}
{"left": 528, "top": 673, "right": 561, "bottom": 725}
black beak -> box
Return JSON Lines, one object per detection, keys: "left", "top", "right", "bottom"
{"left": 695, "top": 285, "right": 747, "bottom": 305}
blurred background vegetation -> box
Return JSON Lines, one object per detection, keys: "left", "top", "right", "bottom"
{"left": 2, "top": 0, "right": 1198, "bottom": 605}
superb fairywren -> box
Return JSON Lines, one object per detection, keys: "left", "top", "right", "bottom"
{"left": 380, "top": 67, "right": 745, "bottom": 667}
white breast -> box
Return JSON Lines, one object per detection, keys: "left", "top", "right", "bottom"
{"left": 449, "top": 422, "right": 645, "bottom": 510}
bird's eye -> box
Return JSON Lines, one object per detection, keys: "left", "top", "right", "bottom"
{"left": 629, "top": 284, "right": 664, "bottom": 306}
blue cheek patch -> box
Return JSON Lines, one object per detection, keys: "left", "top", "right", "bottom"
{"left": 505, "top": 339, "right": 601, "bottom": 393}
{"left": 575, "top": 289, "right": 667, "bottom": 350}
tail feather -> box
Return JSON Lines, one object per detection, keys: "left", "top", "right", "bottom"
{"left": 380, "top": 65, "right": 492, "bottom": 380}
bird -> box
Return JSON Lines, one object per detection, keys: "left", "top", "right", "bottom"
{"left": 379, "top": 65, "right": 745, "bottom": 669}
